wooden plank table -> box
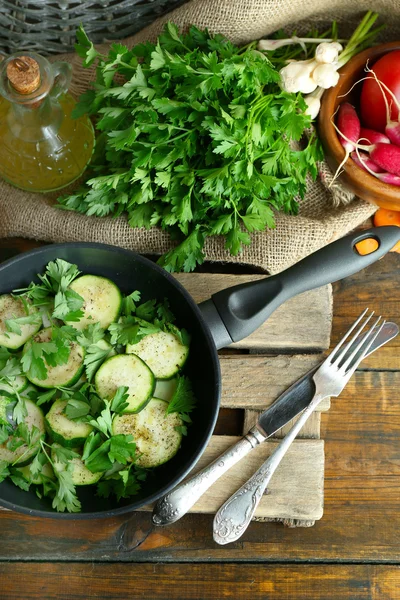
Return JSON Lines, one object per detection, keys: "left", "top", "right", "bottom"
{"left": 0, "top": 238, "right": 400, "bottom": 599}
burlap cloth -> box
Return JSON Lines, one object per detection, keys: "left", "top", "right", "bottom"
{"left": 2, "top": 0, "right": 398, "bottom": 273}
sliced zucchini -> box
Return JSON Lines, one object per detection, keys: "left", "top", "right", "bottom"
{"left": 0, "top": 375, "right": 28, "bottom": 395}
{"left": 0, "top": 399, "right": 45, "bottom": 465}
{"left": 16, "top": 461, "right": 55, "bottom": 485}
{"left": 0, "top": 295, "right": 41, "bottom": 349}
{"left": 24, "top": 327, "right": 84, "bottom": 388}
{"left": 67, "top": 275, "right": 122, "bottom": 331}
{"left": 112, "top": 398, "right": 182, "bottom": 468}
{"left": 0, "top": 397, "right": 14, "bottom": 426}
{"left": 51, "top": 445, "right": 103, "bottom": 486}
{"left": 95, "top": 354, "right": 155, "bottom": 414}
{"left": 126, "top": 330, "right": 188, "bottom": 379}
{"left": 45, "top": 399, "right": 93, "bottom": 448}
{"left": 154, "top": 378, "right": 178, "bottom": 402}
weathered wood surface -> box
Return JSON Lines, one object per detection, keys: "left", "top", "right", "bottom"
{"left": 137, "top": 436, "right": 324, "bottom": 520}
{"left": 0, "top": 563, "right": 398, "bottom": 600}
{"left": 220, "top": 354, "right": 330, "bottom": 411}
{"left": 175, "top": 273, "right": 332, "bottom": 351}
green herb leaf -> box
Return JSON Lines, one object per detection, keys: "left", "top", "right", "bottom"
{"left": 52, "top": 467, "right": 81, "bottom": 513}
{"left": 64, "top": 399, "right": 91, "bottom": 420}
{"left": 77, "top": 323, "right": 105, "bottom": 347}
{"left": 9, "top": 470, "right": 30, "bottom": 491}
{"left": 167, "top": 375, "right": 196, "bottom": 415}
{"left": 35, "top": 389, "right": 57, "bottom": 407}
{"left": 12, "top": 397, "right": 28, "bottom": 424}
{"left": 136, "top": 299, "right": 157, "bottom": 321}
{"left": 83, "top": 343, "right": 112, "bottom": 382}
{"left": 75, "top": 25, "right": 101, "bottom": 67}
{"left": 0, "top": 460, "right": 10, "bottom": 482}
{"left": 121, "top": 290, "right": 141, "bottom": 316}
{"left": 29, "top": 452, "right": 48, "bottom": 479}
{"left": 85, "top": 439, "right": 113, "bottom": 472}
{"left": 82, "top": 432, "right": 103, "bottom": 461}
{"left": 108, "top": 434, "right": 136, "bottom": 465}
{"left": 88, "top": 401, "right": 113, "bottom": 438}
{"left": 38, "top": 259, "right": 81, "bottom": 293}
{"left": 51, "top": 445, "right": 80, "bottom": 464}
{"left": 5, "top": 312, "right": 41, "bottom": 336}
{"left": 0, "top": 426, "right": 10, "bottom": 445}
{"left": 110, "top": 386, "right": 129, "bottom": 414}
{"left": 53, "top": 289, "right": 84, "bottom": 322}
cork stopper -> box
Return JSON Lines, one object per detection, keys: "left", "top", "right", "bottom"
{"left": 6, "top": 56, "right": 40, "bottom": 94}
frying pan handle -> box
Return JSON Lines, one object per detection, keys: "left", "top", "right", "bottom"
{"left": 205, "top": 226, "right": 400, "bottom": 347}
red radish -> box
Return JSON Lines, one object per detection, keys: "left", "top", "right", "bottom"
{"left": 353, "top": 148, "right": 400, "bottom": 186}
{"left": 360, "top": 50, "right": 400, "bottom": 132}
{"left": 337, "top": 103, "right": 360, "bottom": 152}
{"left": 359, "top": 127, "right": 390, "bottom": 145}
{"left": 350, "top": 151, "right": 382, "bottom": 173}
{"left": 369, "top": 143, "right": 400, "bottom": 176}
{"left": 330, "top": 103, "right": 361, "bottom": 182}
{"left": 376, "top": 172, "right": 400, "bottom": 186}
{"left": 333, "top": 117, "right": 400, "bottom": 180}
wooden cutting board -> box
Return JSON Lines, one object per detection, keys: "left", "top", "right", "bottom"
{"left": 141, "top": 274, "right": 332, "bottom": 526}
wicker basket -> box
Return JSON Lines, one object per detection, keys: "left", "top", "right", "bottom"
{"left": 0, "top": 0, "right": 186, "bottom": 55}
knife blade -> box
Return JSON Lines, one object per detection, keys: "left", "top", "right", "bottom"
{"left": 153, "top": 321, "right": 398, "bottom": 526}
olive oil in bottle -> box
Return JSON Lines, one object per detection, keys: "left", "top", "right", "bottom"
{"left": 0, "top": 52, "right": 94, "bottom": 192}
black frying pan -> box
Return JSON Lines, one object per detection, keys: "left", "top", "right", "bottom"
{"left": 0, "top": 226, "right": 398, "bottom": 519}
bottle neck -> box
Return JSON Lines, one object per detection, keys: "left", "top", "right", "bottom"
{"left": 7, "top": 95, "right": 63, "bottom": 142}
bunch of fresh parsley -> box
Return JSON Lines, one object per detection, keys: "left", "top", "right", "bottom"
{"left": 57, "top": 23, "right": 322, "bottom": 272}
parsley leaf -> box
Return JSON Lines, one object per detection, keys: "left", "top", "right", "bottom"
{"left": 121, "top": 291, "right": 141, "bottom": 316}
{"left": 109, "top": 434, "right": 136, "bottom": 465}
{"left": 83, "top": 343, "right": 113, "bottom": 382}
{"left": 110, "top": 386, "right": 129, "bottom": 414}
{"left": 5, "top": 312, "right": 41, "bottom": 336}
{"left": 38, "top": 259, "right": 81, "bottom": 293}
{"left": 9, "top": 470, "right": 30, "bottom": 491}
{"left": 167, "top": 375, "right": 196, "bottom": 415}
{"left": 0, "top": 460, "right": 10, "bottom": 482}
{"left": 0, "top": 426, "right": 10, "bottom": 445}
{"left": 77, "top": 323, "right": 105, "bottom": 347}
{"left": 136, "top": 300, "right": 157, "bottom": 321}
{"left": 88, "top": 400, "right": 113, "bottom": 437}
{"left": 53, "top": 288, "right": 84, "bottom": 322}
{"left": 97, "top": 467, "right": 142, "bottom": 501}
{"left": 108, "top": 316, "right": 160, "bottom": 345}
{"left": 52, "top": 467, "right": 81, "bottom": 513}
{"left": 35, "top": 389, "right": 57, "bottom": 407}
{"left": 64, "top": 398, "right": 91, "bottom": 420}
{"left": 84, "top": 439, "right": 112, "bottom": 472}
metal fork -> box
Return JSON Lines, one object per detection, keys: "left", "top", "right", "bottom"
{"left": 213, "top": 309, "right": 386, "bottom": 545}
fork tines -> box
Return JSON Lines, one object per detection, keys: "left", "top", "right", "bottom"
{"left": 330, "top": 309, "right": 386, "bottom": 374}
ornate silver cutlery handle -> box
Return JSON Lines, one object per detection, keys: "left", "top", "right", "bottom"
{"left": 152, "top": 425, "right": 267, "bottom": 526}
{"left": 212, "top": 393, "right": 323, "bottom": 544}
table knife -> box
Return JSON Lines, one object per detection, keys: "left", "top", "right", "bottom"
{"left": 152, "top": 322, "right": 398, "bottom": 527}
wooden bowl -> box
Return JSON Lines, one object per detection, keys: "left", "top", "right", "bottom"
{"left": 319, "top": 42, "right": 400, "bottom": 211}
